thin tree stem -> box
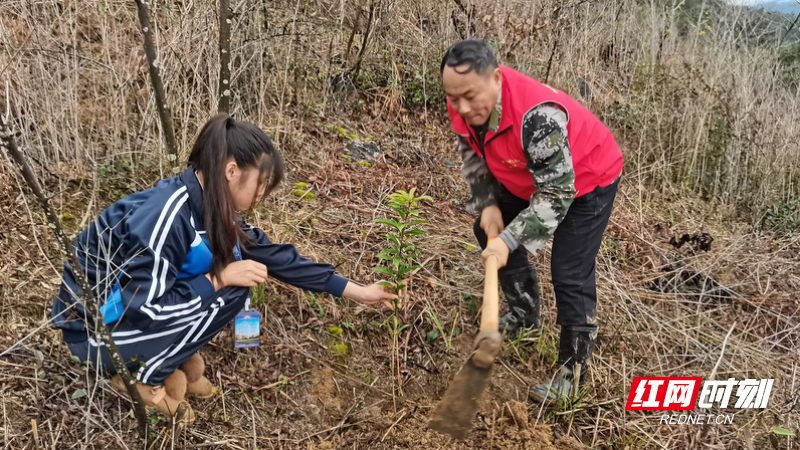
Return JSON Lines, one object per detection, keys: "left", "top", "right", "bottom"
{"left": 218, "top": 0, "right": 232, "bottom": 113}
{"left": 0, "top": 114, "right": 150, "bottom": 440}
{"left": 351, "top": 0, "right": 378, "bottom": 81}
{"left": 343, "top": 1, "right": 362, "bottom": 65}
{"left": 544, "top": 0, "right": 565, "bottom": 84}
{"left": 134, "top": 0, "right": 179, "bottom": 163}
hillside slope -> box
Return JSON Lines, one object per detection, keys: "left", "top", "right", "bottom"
{"left": 0, "top": 0, "right": 798, "bottom": 448}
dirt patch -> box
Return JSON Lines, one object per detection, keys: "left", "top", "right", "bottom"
{"left": 308, "top": 367, "right": 343, "bottom": 412}
{"left": 307, "top": 440, "right": 336, "bottom": 450}
{"left": 492, "top": 401, "right": 587, "bottom": 450}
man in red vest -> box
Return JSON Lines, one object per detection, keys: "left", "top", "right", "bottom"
{"left": 441, "top": 40, "right": 623, "bottom": 402}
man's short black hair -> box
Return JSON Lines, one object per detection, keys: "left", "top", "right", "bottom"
{"left": 440, "top": 40, "right": 498, "bottom": 75}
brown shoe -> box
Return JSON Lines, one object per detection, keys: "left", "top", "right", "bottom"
{"left": 180, "top": 353, "right": 215, "bottom": 398}
{"left": 110, "top": 373, "right": 195, "bottom": 426}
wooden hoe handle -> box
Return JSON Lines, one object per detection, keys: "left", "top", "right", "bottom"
{"left": 480, "top": 223, "right": 502, "bottom": 332}
{"left": 480, "top": 256, "right": 500, "bottom": 332}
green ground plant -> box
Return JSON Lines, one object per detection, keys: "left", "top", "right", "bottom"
{"left": 373, "top": 187, "right": 432, "bottom": 300}
{"left": 425, "top": 299, "right": 450, "bottom": 348}
{"left": 373, "top": 188, "right": 431, "bottom": 393}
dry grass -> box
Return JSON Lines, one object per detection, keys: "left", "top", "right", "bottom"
{"left": 0, "top": 0, "right": 799, "bottom": 449}
{"left": 1, "top": 0, "right": 798, "bottom": 215}
{"left": 2, "top": 111, "right": 799, "bottom": 449}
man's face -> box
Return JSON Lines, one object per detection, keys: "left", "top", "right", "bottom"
{"left": 442, "top": 64, "right": 502, "bottom": 127}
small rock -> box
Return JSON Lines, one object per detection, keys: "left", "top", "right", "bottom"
{"left": 345, "top": 140, "right": 382, "bottom": 162}
{"left": 443, "top": 158, "right": 456, "bottom": 167}
{"left": 353, "top": 405, "right": 382, "bottom": 422}
{"left": 576, "top": 77, "right": 593, "bottom": 99}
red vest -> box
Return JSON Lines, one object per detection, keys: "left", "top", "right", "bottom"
{"left": 447, "top": 66, "right": 623, "bottom": 200}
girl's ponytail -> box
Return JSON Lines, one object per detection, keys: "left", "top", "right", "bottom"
{"left": 188, "top": 114, "right": 248, "bottom": 280}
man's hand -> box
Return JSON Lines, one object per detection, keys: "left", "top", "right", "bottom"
{"left": 482, "top": 237, "right": 510, "bottom": 268}
{"left": 480, "top": 205, "right": 504, "bottom": 238}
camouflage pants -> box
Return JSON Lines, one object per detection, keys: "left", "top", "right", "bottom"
{"left": 474, "top": 177, "right": 619, "bottom": 328}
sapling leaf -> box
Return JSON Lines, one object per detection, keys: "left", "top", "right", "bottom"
{"left": 377, "top": 249, "right": 397, "bottom": 259}
{"left": 398, "top": 265, "right": 421, "bottom": 277}
{"left": 72, "top": 389, "right": 87, "bottom": 400}
{"left": 772, "top": 427, "right": 795, "bottom": 437}
{"left": 427, "top": 330, "right": 439, "bottom": 342}
{"left": 375, "top": 218, "right": 402, "bottom": 229}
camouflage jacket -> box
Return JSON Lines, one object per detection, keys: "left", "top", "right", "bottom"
{"left": 457, "top": 91, "right": 576, "bottom": 256}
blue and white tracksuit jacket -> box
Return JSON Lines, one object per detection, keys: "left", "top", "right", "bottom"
{"left": 52, "top": 166, "right": 348, "bottom": 385}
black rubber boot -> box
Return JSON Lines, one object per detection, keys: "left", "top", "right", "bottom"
{"left": 529, "top": 326, "right": 596, "bottom": 403}
{"left": 497, "top": 266, "right": 542, "bottom": 334}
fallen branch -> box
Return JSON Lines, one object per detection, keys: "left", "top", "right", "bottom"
{"left": 296, "top": 420, "right": 366, "bottom": 443}
{"left": 253, "top": 370, "right": 310, "bottom": 391}
{"left": 187, "top": 440, "right": 237, "bottom": 449}
{"left": 709, "top": 322, "right": 737, "bottom": 381}
{"left": 380, "top": 408, "right": 408, "bottom": 442}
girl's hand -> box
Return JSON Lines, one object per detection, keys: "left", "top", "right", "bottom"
{"left": 343, "top": 282, "right": 398, "bottom": 310}
{"left": 207, "top": 260, "right": 269, "bottom": 290}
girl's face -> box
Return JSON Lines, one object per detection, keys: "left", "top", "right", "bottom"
{"left": 225, "top": 159, "right": 267, "bottom": 211}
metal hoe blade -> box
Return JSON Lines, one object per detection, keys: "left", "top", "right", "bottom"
{"left": 428, "top": 358, "right": 493, "bottom": 440}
